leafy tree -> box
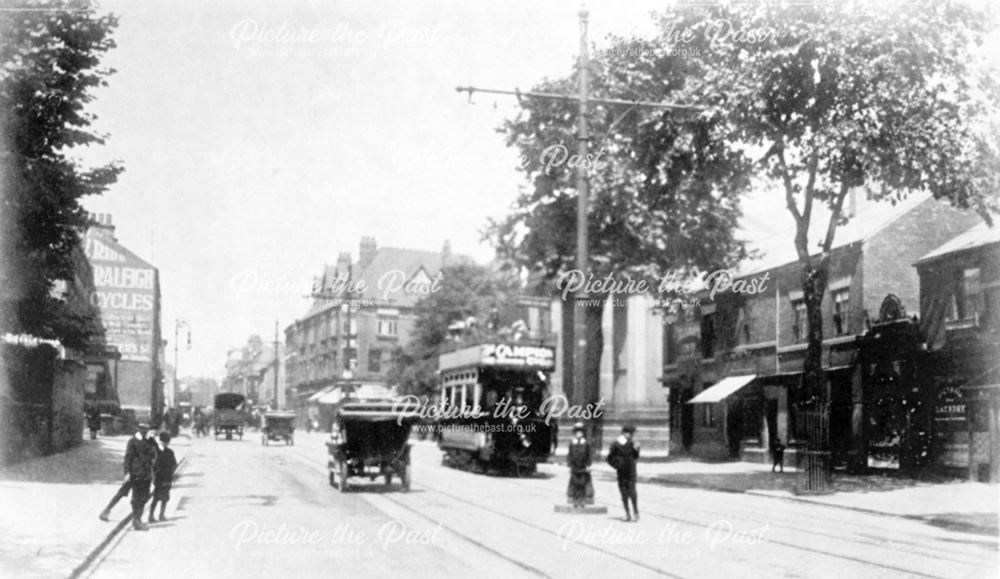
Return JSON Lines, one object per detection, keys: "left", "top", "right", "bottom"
{"left": 653, "top": 1, "right": 1000, "bottom": 412}
{"left": 0, "top": 0, "right": 121, "bottom": 349}
{"left": 386, "top": 263, "right": 523, "bottom": 398}
{"left": 487, "top": 37, "right": 751, "bottom": 418}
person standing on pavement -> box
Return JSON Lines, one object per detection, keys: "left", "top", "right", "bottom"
{"left": 149, "top": 432, "right": 177, "bottom": 523}
{"left": 771, "top": 438, "right": 785, "bottom": 473}
{"left": 607, "top": 423, "right": 640, "bottom": 522}
{"left": 87, "top": 409, "right": 102, "bottom": 440}
{"left": 566, "top": 422, "right": 593, "bottom": 508}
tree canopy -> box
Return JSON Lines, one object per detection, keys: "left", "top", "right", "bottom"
{"left": 386, "top": 262, "right": 523, "bottom": 398}
{"left": 647, "top": 1, "right": 1000, "bottom": 402}
{"left": 0, "top": 0, "right": 121, "bottom": 349}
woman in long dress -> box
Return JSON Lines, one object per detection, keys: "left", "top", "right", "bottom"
{"left": 566, "top": 422, "right": 593, "bottom": 508}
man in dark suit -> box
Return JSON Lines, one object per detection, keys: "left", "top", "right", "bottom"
{"left": 126, "top": 423, "right": 158, "bottom": 530}
{"left": 99, "top": 423, "right": 157, "bottom": 530}
{"left": 607, "top": 423, "right": 640, "bottom": 522}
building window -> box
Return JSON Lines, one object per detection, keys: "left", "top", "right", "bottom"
{"left": 368, "top": 350, "right": 381, "bottom": 373}
{"left": 832, "top": 289, "right": 850, "bottom": 335}
{"left": 951, "top": 267, "right": 982, "bottom": 321}
{"left": 701, "top": 403, "right": 715, "bottom": 427}
{"left": 377, "top": 317, "right": 398, "bottom": 337}
{"left": 700, "top": 314, "right": 716, "bottom": 359}
{"left": 792, "top": 300, "right": 807, "bottom": 341}
{"left": 342, "top": 317, "right": 357, "bottom": 336}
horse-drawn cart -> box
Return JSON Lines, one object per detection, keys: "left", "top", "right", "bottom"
{"left": 326, "top": 400, "right": 418, "bottom": 492}
{"left": 213, "top": 393, "right": 247, "bottom": 440}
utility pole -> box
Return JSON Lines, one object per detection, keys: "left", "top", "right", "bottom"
{"left": 173, "top": 319, "right": 190, "bottom": 410}
{"left": 456, "top": 4, "right": 698, "bottom": 455}
{"left": 343, "top": 263, "right": 354, "bottom": 380}
{"left": 273, "top": 319, "right": 280, "bottom": 409}
{"left": 573, "top": 4, "right": 592, "bottom": 450}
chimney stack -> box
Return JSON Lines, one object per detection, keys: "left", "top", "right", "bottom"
{"left": 359, "top": 237, "right": 377, "bottom": 269}
{"left": 88, "top": 212, "right": 116, "bottom": 235}
{"left": 442, "top": 239, "right": 452, "bottom": 266}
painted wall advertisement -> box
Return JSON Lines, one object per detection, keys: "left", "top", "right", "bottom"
{"left": 84, "top": 230, "right": 157, "bottom": 362}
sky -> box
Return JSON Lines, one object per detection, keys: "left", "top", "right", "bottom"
{"left": 76, "top": 0, "right": 669, "bottom": 379}
{"left": 72, "top": 0, "right": 1000, "bottom": 380}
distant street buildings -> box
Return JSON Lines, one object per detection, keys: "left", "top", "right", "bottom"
{"left": 222, "top": 334, "right": 285, "bottom": 409}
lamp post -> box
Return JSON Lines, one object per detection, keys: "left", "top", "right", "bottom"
{"left": 173, "top": 319, "right": 190, "bottom": 409}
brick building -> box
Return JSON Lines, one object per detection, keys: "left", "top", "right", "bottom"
{"left": 284, "top": 237, "right": 466, "bottom": 424}
{"left": 83, "top": 213, "right": 163, "bottom": 425}
{"left": 916, "top": 223, "right": 1000, "bottom": 481}
{"left": 663, "top": 194, "right": 981, "bottom": 464}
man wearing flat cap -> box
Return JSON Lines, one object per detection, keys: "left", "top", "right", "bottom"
{"left": 99, "top": 422, "right": 158, "bottom": 530}
{"left": 125, "top": 423, "right": 158, "bottom": 530}
{"left": 607, "top": 423, "right": 640, "bottom": 521}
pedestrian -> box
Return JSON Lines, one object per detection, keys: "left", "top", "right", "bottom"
{"left": 87, "top": 408, "right": 102, "bottom": 440}
{"left": 149, "top": 432, "right": 178, "bottom": 523}
{"left": 566, "top": 422, "right": 593, "bottom": 508}
{"left": 607, "top": 423, "right": 640, "bottom": 522}
{"left": 771, "top": 438, "right": 785, "bottom": 473}
{"left": 98, "top": 422, "right": 157, "bottom": 530}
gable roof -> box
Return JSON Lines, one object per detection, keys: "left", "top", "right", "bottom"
{"left": 733, "top": 190, "right": 932, "bottom": 277}
{"left": 916, "top": 222, "right": 1000, "bottom": 264}
{"left": 85, "top": 226, "right": 157, "bottom": 271}
{"left": 300, "top": 245, "right": 474, "bottom": 318}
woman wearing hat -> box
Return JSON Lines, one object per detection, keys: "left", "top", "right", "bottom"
{"left": 566, "top": 422, "right": 593, "bottom": 508}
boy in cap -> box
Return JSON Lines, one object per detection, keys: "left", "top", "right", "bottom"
{"left": 149, "top": 432, "right": 177, "bottom": 522}
{"left": 566, "top": 422, "right": 593, "bottom": 508}
{"left": 607, "top": 423, "right": 640, "bottom": 521}
{"left": 100, "top": 422, "right": 156, "bottom": 530}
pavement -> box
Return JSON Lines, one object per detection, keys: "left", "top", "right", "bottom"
{"left": 0, "top": 432, "right": 191, "bottom": 579}
{"left": 563, "top": 454, "right": 1000, "bottom": 537}
{"left": 90, "top": 432, "right": 996, "bottom": 578}
{"left": 0, "top": 433, "right": 995, "bottom": 578}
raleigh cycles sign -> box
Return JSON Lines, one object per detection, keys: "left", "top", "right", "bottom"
{"left": 84, "top": 230, "right": 157, "bottom": 362}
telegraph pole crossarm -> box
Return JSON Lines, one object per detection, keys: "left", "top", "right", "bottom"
{"left": 454, "top": 86, "right": 701, "bottom": 112}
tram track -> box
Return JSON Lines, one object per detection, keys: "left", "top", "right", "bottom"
{"left": 290, "top": 442, "right": 679, "bottom": 578}
{"left": 460, "top": 459, "right": 994, "bottom": 576}
{"left": 287, "top": 438, "right": 993, "bottom": 578}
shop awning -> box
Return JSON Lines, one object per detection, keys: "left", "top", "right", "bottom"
{"left": 316, "top": 383, "right": 393, "bottom": 405}
{"left": 687, "top": 375, "right": 756, "bottom": 404}
{"left": 316, "top": 388, "right": 345, "bottom": 405}
{"left": 308, "top": 386, "right": 336, "bottom": 403}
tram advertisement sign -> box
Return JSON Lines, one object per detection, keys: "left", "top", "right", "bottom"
{"left": 85, "top": 229, "right": 157, "bottom": 362}
{"left": 480, "top": 343, "right": 555, "bottom": 369}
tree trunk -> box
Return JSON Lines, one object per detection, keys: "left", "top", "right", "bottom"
{"left": 798, "top": 257, "right": 833, "bottom": 492}
{"left": 800, "top": 258, "right": 829, "bottom": 411}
